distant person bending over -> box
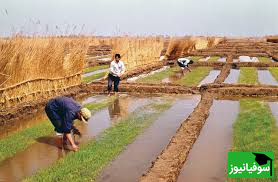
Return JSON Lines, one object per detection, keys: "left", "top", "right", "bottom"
{"left": 108, "top": 54, "right": 125, "bottom": 96}
{"left": 45, "top": 96, "right": 91, "bottom": 151}
{"left": 177, "top": 57, "right": 193, "bottom": 74}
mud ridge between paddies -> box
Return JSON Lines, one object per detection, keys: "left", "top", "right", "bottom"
{"left": 2, "top": 81, "right": 278, "bottom": 124}
{"left": 140, "top": 92, "right": 214, "bottom": 181}
{"left": 204, "top": 83, "right": 278, "bottom": 97}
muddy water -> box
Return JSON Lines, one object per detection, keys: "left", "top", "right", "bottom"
{"left": 258, "top": 70, "right": 278, "bottom": 85}
{"left": 239, "top": 56, "right": 259, "bottom": 62}
{"left": 161, "top": 72, "right": 183, "bottom": 83}
{"left": 0, "top": 111, "right": 48, "bottom": 139}
{"left": 96, "top": 96, "right": 200, "bottom": 182}
{"left": 0, "top": 95, "right": 106, "bottom": 139}
{"left": 0, "top": 96, "right": 152, "bottom": 182}
{"left": 81, "top": 94, "right": 106, "bottom": 105}
{"left": 177, "top": 100, "right": 239, "bottom": 182}
{"left": 82, "top": 69, "right": 109, "bottom": 77}
{"left": 218, "top": 57, "right": 226, "bottom": 62}
{"left": 198, "top": 70, "right": 221, "bottom": 86}
{"left": 224, "top": 69, "right": 240, "bottom": 84}
{"left": 269, "top": 102, "right": 278, "bottom": 126}
{"left": 126, "top": 66, "right": 169, "bottom": 82}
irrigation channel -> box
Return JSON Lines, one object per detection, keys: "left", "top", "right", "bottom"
{"left": 198, "top": 70, "right": 221, "bottom": 86}
{"left": 257, "top": 70, "right": 278, "bottom": 128}
{"left": 0, "top": 94, "right": 200, "bottom": 182}
{"left": 224, "top": 69, "right": 240, "bottom": 84}
{"left": 82, "top": 69, "right": 109, "bottom": 78}
{"left": 258, "top": 70, "right": 278, "bottom": 86}
{"left": 97, "top": 96, "right": 200, "bottom": 182}
{"left": 177, "top": 100, "right": 239, "bottom": 182}
{"left": 126, "top": 66, "right": 169, "bottom": 82}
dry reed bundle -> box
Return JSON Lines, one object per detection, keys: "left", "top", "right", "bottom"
{"left": 110, "top": 37, "right": 164, "bottom": 71}
{"left": 165, "top": 37, "right": 195, "bottom": 60}
{"left": 266, "top": 36, "right": 278, "bottom": 43}
{"left": 165, "top": 36, "right": 224, "bottom": 59}
{"left": 0, "top": 36, "right": 89, "bottom": 107}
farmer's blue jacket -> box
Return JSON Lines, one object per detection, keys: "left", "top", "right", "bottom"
{"left": 45, "top": 96, "right": 81, "bottom": 133}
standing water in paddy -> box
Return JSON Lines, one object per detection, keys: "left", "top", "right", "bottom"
{"left": 82, "top": 68, "right": 109, "bottom": 78}
{"left": 269, "top": 102, "right": 278, "bottom": 127}
{"left": 258, "top": 70, "right": 278, "bottom": 85}
{"left": 126, "top": 66, "right": 169, "bottom": 82}
{"left": 177, "top": 100, "right": 239, "bottom": 182}
{"left": 198, "top": 70, "right": 221, "bottom": 86}
{"left": 224, "top": 69, "right": 240, "bottom": 84}
{"left": 0, "top": 96, "right": 153, "bottom": 182}
{"left": 97, "top": 96, "right": 200, "bottom": 182}
{"left": 81, "top": 95, "right": 107, "bottom": 105}
{"left": 161, "top": 72, "right": 183, "bottom": 83}
{"left": 218, "top": 57, "right": 226, "bottom": 62}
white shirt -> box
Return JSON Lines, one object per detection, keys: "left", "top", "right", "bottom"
{"left": 177, "top": 58, "right": 190, "bottom": 65}
{"left": 109, "top": 60, "right": 125, "bottom": 77}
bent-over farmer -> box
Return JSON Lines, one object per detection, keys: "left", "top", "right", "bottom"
{"left": 45, "top": 96, "right": 91, "bottom": 151}
{"left": 108, "top": 53, "right": 125, "bottom": 96}
{"left": 177, "top": 57, "right": 193, "bottom": 74}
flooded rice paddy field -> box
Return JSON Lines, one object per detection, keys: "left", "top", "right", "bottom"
{"left": 1, "top": 92, "right": 278, "bottom": 181}
{"left": 1, "top": 58, "right": 278, "bottom": 181}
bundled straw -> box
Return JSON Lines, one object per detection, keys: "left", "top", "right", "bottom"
{"left": 110, "top": 37, "right": 164, "bottom": 71}
{"left": 0, "top": 36, "right": 89, "bottom": 107}
{"left": 165, "top": 36, "right": 223, "bottom": 60}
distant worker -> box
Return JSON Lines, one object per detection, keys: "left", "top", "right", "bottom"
{"left": 177, "top": 57, "right": 193, "bottom": 74}
{"left": 108, "top": 53, "right": 125, "bottom": 96}
{"left": 45, "top": 96, "right": 91, "bottom": 151}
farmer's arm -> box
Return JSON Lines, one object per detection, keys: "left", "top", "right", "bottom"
{"left": 65, "top": 133, "right": 79, "bottom": 151}
{"left": 118, "top": 62, "right": 125, "bottom": 78}
{"left": 120, "top": 62, "right": 125, "bottom": 74}
{"left": 63, "top": 110, "right": 79, "bottom": 150}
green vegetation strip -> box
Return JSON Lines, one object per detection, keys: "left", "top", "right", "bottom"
{"left": 175, "top": 67, "right": 212, "bottom": 86}
{"left": 238, "top": 67, "right": 258, "bottom": 84}
{"left": 0, "top": 96, "right": 116, "bottom": 162}
{"left": 269, "top": 67, "right": 278, "bottom": 82}
{"left": 82, "top": 72, "right": 107, "bottom": 83}
{"left": 190, "top": 56, "right": 203, "bottom": 62}
{"left": 83, "top": 65, "right": 109, "bottom": 74}
{"left": 230, "top": 99, "right": 278, "bottom": 181}
{"left": 208, "top": 56, "right": 220, "bottom": 62}
{"left": 24, "top": 100, "right": 173, "bottom": 182}
{"left": 137, "top": 67, "right": 179, "bottom": 84}
{"left": 258, "top": 57, "right": 272, "bottom": 62}
{"left": 83, "top": 96, "right": 116, "bottom": 111}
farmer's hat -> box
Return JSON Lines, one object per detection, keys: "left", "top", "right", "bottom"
{"left": 80, "top": 108, "right": 91, "bottom": 124}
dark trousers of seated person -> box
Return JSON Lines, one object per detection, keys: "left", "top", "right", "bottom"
{"left": 108, "top": 73, "right": 120, "bottom": 92}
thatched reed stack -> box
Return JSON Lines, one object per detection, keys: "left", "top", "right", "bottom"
{"left": 0, "top": 36, "right": 89, "bottom": 107}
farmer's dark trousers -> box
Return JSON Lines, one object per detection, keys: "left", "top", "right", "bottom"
{"left": 108, "top": 74, "right": 120, "bottom": 92}
{"left": 45, "top": 104, "right": 63, "bottom": 133}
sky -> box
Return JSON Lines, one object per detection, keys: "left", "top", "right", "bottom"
{"left": 0, "top": 0, "right": 278, "bottom": 37}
